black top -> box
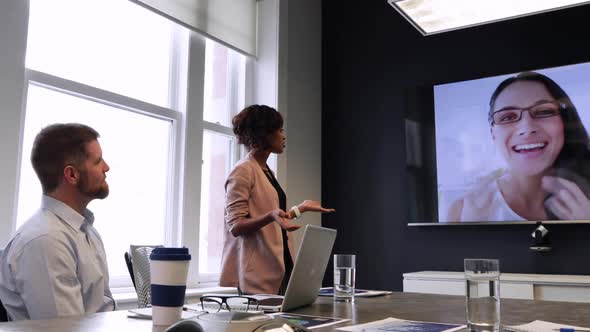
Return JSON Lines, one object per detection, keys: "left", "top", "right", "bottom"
{"left": 262, "top": 166, "right": 293, "bottom": 295}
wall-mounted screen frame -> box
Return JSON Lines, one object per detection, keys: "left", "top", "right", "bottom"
{"left": 406, "top": 61, "right": 590, "bottom": 226}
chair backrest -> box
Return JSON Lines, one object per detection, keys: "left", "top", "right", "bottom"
{"left": 129, "top": 245, "right": 162, "bottom": 308}
{"left": 0, "top": 297, "right": 7, "bottom": 322}
{"left": 124, "top": 252, "right": 136, "bottom": 289}
{"left": 0, "top": 248, "right": 8, "bottom": 322}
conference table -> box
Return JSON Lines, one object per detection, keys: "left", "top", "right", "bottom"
{"left": 1, "top": 292, "right": 590, "bottom": 331}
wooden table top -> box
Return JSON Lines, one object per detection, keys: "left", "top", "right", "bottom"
{"left": 1, "top": 292, "right": 589, "bottom": 332}
{"left": 294, "top": 292, "right": 590, "bottom": 332}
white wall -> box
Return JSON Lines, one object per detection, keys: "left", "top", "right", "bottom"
{"left": 281, "top": 0, "right": 323, "bottom": 246}
{"left": 255, "top": 0, "right": 323, "bottom": 249}
{"left": 253, "top": 0, "right": 322, "bottom": 249}
{"left": 0, "top": 0, "right": 28, "bottom": 248}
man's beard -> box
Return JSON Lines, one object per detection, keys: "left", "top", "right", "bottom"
{"left": 78, "top": 170, "right": 109, "bottom": 199}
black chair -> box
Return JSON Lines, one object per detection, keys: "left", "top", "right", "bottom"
{"left": 0, "top": 297, "right": 8, "bottom": 322}
{"left": 0, "top": 248, "right": 7, "bottom": 322}
{"left": 124, "top": 252, "right": 136, "bottom": 290}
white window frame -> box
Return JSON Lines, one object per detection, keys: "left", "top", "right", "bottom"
{"left": 188, "top": 39, "right": 248, "bottom": 286}
{"left": 0, "top": 0, "right": 28, "bottom": 249}
{"left": 18, "top": 42, "right": 186, "bottom": 288}
{"left": 196, "top": 126, "right": 236, "bottom": 286}
{"left": 178, "top": 32, "right": 252, "bottom": 288}
{"left": 0, "top": 0, "right": 262, "bottom": 291}
{"left": 16, "top": 31, "right": 224, "bottom": 290}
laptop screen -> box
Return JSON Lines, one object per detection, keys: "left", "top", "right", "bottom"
{"left": 281, "top": 225, "right": 337, "bottom": 311}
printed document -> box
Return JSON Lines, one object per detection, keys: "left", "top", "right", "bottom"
{"left": 336, "top": 317, "right": 465, "bottom": 332}
{"left": 504, "top": 320, "right": 590, "bottom": 332}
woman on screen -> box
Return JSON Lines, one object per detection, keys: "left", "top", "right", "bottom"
{"left": 446, "top": 71, "right": 590, "bottom": 222}
{"left": 219, "top": 104, "right": 334, "bottom": 295}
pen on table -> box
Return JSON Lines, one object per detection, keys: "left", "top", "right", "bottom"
{"left": 127, "top": 314, "right": 151, "bottom": 320}
{"left": 183, "top": 306, "right": 203, "bottom": 313}
{"left": 552, "top": 328, "right": 590, "bottom": 332}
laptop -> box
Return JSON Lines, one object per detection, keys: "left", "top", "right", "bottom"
{"left": 197, "top": 224, "right": 337, "bottom": 313}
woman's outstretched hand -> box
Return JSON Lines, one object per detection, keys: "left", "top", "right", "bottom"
{"left": 286, "top": 200, "right": 336, "bottom": 219}
{"left": 269, "top": 209, "right": 302, "bottom": 232}
{"left": 298, "top": 200, "right": 336, "bottom": 214}
{"left": 542, "top": 176, "right": 590, "bottom": 220}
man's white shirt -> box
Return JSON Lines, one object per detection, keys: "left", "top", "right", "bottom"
{"left": 0, "top": 195, "right": 115, "bottom": 320}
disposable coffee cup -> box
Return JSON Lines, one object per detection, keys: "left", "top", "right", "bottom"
{"left": 150, "top": 247, "right": 191, "bottom": 326}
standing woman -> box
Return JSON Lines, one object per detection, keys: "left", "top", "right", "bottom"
{"left": 220, "top": 105, "right": 334, "bottom": 295}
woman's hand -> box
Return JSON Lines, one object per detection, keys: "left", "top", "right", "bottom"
{"left": 295, "top": 200, "right": 336, "bottom": 215}
{"left": 269, "top": 209, "right": 302, "bottom": 232}
{"left": 542, "top": 176, "right": 590, "bottom": 220}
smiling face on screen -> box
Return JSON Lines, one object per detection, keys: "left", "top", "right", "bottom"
{"left": 490, "top": 81, "right": 564, "bottom": 177}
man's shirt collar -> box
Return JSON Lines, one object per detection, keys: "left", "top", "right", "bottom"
{"left": 41, "top": 195, "right": 95, "bottom": 231}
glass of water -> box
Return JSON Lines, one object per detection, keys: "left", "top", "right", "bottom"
{"left": 464, "top": 259, "right": 500, "bottom": 332}
{"left": 334, "top": 254, "right": 356, "bottom": 302}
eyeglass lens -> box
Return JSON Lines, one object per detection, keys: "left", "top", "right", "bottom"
{"left": 493, "top": 101, "right": 561, "bottom": 125}
{"left": 200, "top": 296, "right": 260, "bottom": 312}
{"left": 200, "top": 297, "right": 223, "bottom": 312}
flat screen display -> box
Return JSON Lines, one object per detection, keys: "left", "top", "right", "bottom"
{"left": 407, "top": 61, "right": 590, "bottom": 225}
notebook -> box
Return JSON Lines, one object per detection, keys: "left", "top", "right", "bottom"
{"left": 199, "top": 224, "right": 337, "bottom": 313}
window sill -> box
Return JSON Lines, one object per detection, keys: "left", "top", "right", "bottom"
{"left": 113, "top": 286, "right": 237, "bottom": 310}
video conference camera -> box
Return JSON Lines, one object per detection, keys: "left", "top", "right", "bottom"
{"left": 530, "top": 222, "right": 551, "bottom": 252}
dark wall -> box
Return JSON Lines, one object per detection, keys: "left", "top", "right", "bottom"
{"left": 321, "top": 0, "right": 590, "bottom": 291}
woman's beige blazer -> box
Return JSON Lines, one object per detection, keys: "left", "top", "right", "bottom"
{"left": 219, "top": 153, "right": 295, "bottom": 294}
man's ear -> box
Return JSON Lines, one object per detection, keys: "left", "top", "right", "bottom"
{"left": 63, "top": 165, "right": 79, "bottom": 185}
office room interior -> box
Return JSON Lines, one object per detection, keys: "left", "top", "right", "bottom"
{"left": 3, "top": 0, "right": 590, "bottom": 313}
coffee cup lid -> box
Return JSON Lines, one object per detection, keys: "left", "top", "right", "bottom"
{"left": 150, "top": 247, "right": 191, "bottom": 261}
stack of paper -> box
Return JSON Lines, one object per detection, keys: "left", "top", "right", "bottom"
{"left": 336, "top": 317, "right": 465, "bottom": 332}
{"left": 504, "top": 320, "right": 590, "bottom": 332}
{"left": 269, "top": 313, "right": 350, "bottom": 330}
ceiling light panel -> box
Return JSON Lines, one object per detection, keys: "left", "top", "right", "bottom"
{"left": 388, "top": 0, "right": 590, "bottom": 35}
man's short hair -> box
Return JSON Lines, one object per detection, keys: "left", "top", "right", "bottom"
{"left": 31, "top": 123, "right": 100, "bottom": 193}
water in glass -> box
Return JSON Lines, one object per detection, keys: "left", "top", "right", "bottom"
{"left": 334, "top": 266, "right": 356, "bottom": 301}
{"left": 465, "top": 272, "right": 500, "bottom": 332}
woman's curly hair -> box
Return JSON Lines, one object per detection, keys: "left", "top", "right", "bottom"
{"left": 232, "top": 105, "right": 283, "bottom": 150}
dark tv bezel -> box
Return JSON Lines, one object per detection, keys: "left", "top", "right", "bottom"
{"left": 406, "top": 61, "right": 590, "bottom": 226}
{"left": 408, "top": 220, "right": 590, "bottom": 226}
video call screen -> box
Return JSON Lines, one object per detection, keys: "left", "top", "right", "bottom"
{"left": 434, "top": 62, "right": 590, "bottom": 223}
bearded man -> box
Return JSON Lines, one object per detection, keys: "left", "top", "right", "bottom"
{"left": 0, "top": 123, "right": 115, "bottom": 320}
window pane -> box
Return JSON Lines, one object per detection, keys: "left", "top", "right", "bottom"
{"left": 26, "top": 0, "right": 182, "bottom": 107}
{"left": 199, "top": 131, "right": 233, "bottom": 274}
{"left": 203, "top": 39, "right": 247, "bottom": 126}
{"left": 17, "top": 84, "right": 172, "bottom": 283}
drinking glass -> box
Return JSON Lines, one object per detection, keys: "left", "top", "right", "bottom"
{"left": 334, "top": 254, "right": 356, "bottom": 302}
{"left": 464, "top": 259, "right": 500, "bottom": 332}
